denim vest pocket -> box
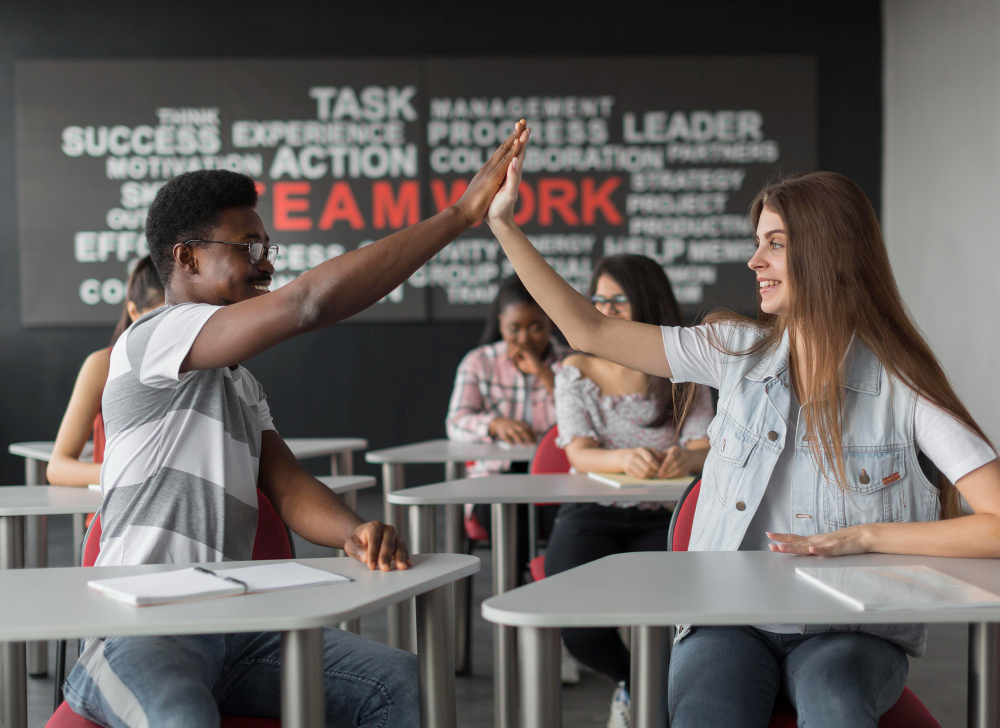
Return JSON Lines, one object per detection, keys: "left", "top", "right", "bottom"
{"left": 822, "top": 448, "right": 908, "bottom": 528}
{"left": 707, "top": 417, "right": 758, "bottom": 506}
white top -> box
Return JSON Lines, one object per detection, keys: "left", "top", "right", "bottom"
{"left": 315, "top": 476, "right": 376, "bottom": 495}
{"left": 0, "top": 554, "right": 479, "bottom": 641}
{"left": 662, "top": 324, "right": 997, "bottom": 487}
{"left": 481, "top": 551, "right": 1000, "bottom": 628}
{"left": 386, "top": 474, "right": 688, "bottom": 505}
{"left": 99, "top": 303, "right": 275, "bottom": 566}
{"left": 365, "top": 438, "right": 536, "bottom": 465}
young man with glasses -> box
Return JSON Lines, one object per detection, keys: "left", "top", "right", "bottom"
{"left": 63, "top": 123, "right": 526, "bottom": 728}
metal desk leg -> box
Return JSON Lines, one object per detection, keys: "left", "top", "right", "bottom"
{"left": 492, "top": 503, "right": 518, "bottom": 728}
{"left": 410, "top": 505, "right": 437, "bottom": 555}
{"left": 24, "top": 457, "right": 48, "bottom": 677}
{"left": 382, "top": 464, "right": 409, "bottom": 650}
{"left": 332, "top": 451, "right": 354, "bottom": 477}
{"left": 416, "top": 584, "right": 457, "bottom": 728}
{"left": 968, "top": 622, "right": 1000, "bottom": 728}
{"left": 72, "top": 514, "right": 85, "bottom": 566}
{"left": 337, "top": 485, "right": 361, "bottom": 634}
{"left": 281, "top": 628, "right": 324, "bottom": 728}
{"left": 1, "top": 515, "right": 27, "bottom": 728}
{"left": 444, "top": 461, "right": 471, "bottom": 675}
{"left": 631, "top": 626, "right": 669, "bottom": 728}
{"left": 518, "top": 627, "right": 561, "bottom": 728}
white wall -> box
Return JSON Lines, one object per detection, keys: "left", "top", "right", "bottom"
{"left": 883, "top": 0, "right": 1000, "bottom": 440}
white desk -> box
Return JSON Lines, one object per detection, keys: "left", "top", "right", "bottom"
{"left": 0, "top": 553, "right": 476, "bottom": 728}
{"left": 482, "top": 551, "right": 1000, "bottom": 728}
{"left": 365, "top": 439, "right": 535, "bottom": 660}
{"left": 390, "top": 474, "right": 688, "bottom": 728}
{"left": 6, "top": 437, "right": 368, "bottom": 676}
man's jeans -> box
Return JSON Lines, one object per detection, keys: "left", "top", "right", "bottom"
{"left": 669, "top": 626, "right": 908, "bottom": 728}
{"left": 64, "top": 628, "right": 419, "bottom": 728}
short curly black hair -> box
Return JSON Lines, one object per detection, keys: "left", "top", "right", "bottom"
{"left": 145, "top": 170, "right": 258, "bottom": 285}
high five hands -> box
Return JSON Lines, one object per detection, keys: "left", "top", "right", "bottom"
{"left": 453, "top": 119, "right": 529, "bottom": 226}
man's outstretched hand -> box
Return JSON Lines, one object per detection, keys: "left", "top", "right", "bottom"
{"left": 453, "top": 119, "right": 526, "bottom": 226}
{"left": 344, "top": 520, "right": 412, "bottom": 571}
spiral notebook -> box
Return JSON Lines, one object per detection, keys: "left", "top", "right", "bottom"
{"left": 795, "top": 565, "right": 1000, "bottom": 611}
{"left": 88, "top": 563, "right": 351, "bottom": 607}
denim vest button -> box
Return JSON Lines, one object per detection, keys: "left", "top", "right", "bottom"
{"left": 767, "top": 431, "right": 778, "bottom": 441}
{"left": 736, "top": 501, "right": 746, "bottom": 511}
{"left": 860, "top": 469, "right": 871, "bottom": 485}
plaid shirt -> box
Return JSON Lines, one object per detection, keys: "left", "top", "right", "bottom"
{"left": 446, "top": 338, "right": 572, "bottom": 477}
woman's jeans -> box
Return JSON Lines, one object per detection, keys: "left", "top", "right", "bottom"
{"left": 669, "top": 626, "right": 909, "bottom": 728}
{"left": 543, "top": 502, "right": 672, "bottom": 687}
{"left": 64, "top": 628, "right": 419, "bottom": 728}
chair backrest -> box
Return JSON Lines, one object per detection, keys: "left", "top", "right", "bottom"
{"left": 530, "top": 426, "right": 571, "bottom": 474}
{"left": 82, "top": 489, "right": 293, "bottom": 566}
{"left": 92, "top": 411, "right": 106, "bottom": 464}
{"left": 667, "top": 479, "right": 701, "bottom": 552}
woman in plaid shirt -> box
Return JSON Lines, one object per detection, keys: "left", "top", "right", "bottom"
{"left": 446, "top": 274, "right": 571, "bottom": 546}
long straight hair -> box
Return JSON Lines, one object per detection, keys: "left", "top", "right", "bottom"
{"left": 110, "top": 256, "right": 165, "bottom": 347}
{"left": 706, "top": 171, "right": 991, "bottom": 517}
{"left": 587, "top": 254, "right": 687, "bottom": 428}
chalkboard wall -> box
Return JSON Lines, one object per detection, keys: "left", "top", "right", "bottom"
{"left": 0, "top": 0, "right": 882, "bottom": 486}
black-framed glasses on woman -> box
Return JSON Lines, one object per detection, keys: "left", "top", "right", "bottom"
{"left": 590, "top": 294, "right": 630, "bottom": 312}
{"left": 181, "top": 239, "right": 279, "bottom": 265}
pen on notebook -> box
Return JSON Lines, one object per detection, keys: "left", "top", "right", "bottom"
{"left": 193, "top": 566, "right": 250, "bottom": 593}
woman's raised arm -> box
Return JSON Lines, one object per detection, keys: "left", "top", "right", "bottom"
{"left": 485, "top": 131, "right": 672, "bottom": 379}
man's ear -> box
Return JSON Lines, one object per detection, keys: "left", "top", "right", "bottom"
{"left": 126, "top": 300, "right": 140, "bottom": 322}
{"left": 173, "top": 241, "right": 199, "bottom": 276}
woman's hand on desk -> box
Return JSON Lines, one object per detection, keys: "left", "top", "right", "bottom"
{"left": 622, "top": 447, "right": 664, "bottom": 479}
{"left": 766, "top": 526, "right": 873, "bottom": 557}
{"left": 345, "top": 521, "right": 412, "bottom": 571}
{"left": 490, "top": 417, "right": 536, "bottom": 445}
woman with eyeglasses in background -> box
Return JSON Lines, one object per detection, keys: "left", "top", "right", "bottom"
{"left": 47, "top": 256, "right": 165, "bottom": 498}
{"left": 543, "top": 254, "right": 714, "bottom": 728}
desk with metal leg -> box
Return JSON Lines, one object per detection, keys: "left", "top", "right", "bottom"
{"left": 483, "top": 551, "right": 1000, "bottom": 728}
{"left": 0, "top": 553, "right": 475, "bottom": 728}
{"left": 366, "top": 439, "right": 535, "bottom": 663}
{"left": 389, "top": 473, "right": 687, "bottom": 728}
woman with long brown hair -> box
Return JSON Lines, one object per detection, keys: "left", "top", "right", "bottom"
{"left": 485, "top": 127, "right": 999, "bottom": 727}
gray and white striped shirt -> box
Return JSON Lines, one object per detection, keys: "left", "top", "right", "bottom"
{"left": 96, "top": 303, "right": 275, "bottom": 566}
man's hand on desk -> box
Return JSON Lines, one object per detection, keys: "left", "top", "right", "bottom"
{"left": 345, "top": 521, "right": 412, "bottom": 571}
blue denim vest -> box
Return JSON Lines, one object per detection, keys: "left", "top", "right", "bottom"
{"left": 689, "top": 324, "right": 940, "bottom": 655}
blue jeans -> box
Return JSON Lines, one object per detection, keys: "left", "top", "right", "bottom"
{"left": 64, "top": 629, "right": 419, "bottom": 728}
{"left": 669, "top": 626, "right": 908, "bottom": 728}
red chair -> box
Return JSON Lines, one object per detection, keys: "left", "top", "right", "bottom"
{"left": 48, "top": 489, "right": 290, "bottom": 728}
{"left": 527, "top": 425, "right": 571, "bottom": 581}
{"left": 666, "top": 481, "right": 941, "bottom": 728}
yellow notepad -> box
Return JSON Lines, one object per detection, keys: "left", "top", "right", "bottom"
{"left": 587, "top": 472, "right": 690, "bottom": 488}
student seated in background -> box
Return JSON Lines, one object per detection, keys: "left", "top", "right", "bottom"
{"left": 445, "top": 274, "right": 570, "bottom": 563}
{"left": 544, "top": 254, "right": 713, "bottom": 727}
{"left": 487, "top": 130, "right": 1000, "bottom": 728}
{"left": 47, "top": 256, "right": 164, "bottom": 496}
{"left": 63, "top": 122, "right": 524, "bottom": 728}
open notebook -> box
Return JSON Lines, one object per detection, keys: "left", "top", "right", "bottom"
{"left": 796, "top": 565, "right": 1000, "bottom": 611}
{"left": 587, "top": 472, "right": 690, "bottom": 488}
{"left": 89, "top": 563, "right": 351, "bottom": 606}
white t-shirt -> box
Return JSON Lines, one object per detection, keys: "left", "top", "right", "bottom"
{"left": 98, "top": 303, "right": 276, "bottom": 566}
{"left": 662, "top": 323, "right": 998, "bottom": 542}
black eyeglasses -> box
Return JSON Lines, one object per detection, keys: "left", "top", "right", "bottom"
{"left": 182, "top": 239, "right": 279, "bottom": 266}
{"left": 590, "top": 294, "right": 630, "bottom": 311}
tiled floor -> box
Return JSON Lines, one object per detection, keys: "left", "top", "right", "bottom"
{"left": 27, "top": 491, "right": 967, "bottom": 727}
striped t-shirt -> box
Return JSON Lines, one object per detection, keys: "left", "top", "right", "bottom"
{"left": 96, "top": 303, "right": 275, "bottom": 566}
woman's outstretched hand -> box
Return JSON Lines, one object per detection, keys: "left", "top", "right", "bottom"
{"left": 486, "top": 125, "right": 531, "bottom": 228}
{"left": 454, "top": 119, "right": 526, "bottom": 226}
{"left": 767, "top": 526, "right": 874, "bottom": 557}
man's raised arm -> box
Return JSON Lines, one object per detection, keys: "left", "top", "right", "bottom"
{"left": 183, "top": 121, "right": 525, "bottom": 371}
